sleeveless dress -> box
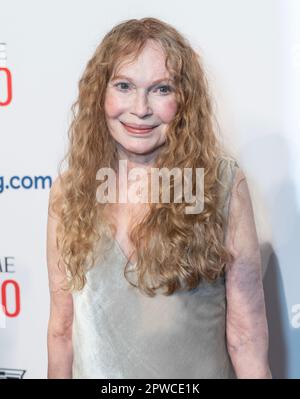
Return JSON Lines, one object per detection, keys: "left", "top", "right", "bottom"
{"left": 71, "top": 157, "right": 239, "bottom": 379}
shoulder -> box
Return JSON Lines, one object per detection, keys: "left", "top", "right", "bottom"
{"left": 217, "top": 155, "right": 240, "bottom": 182}
{"left": 50, "top": 171, "right": 68, "bottom": 197}
{"left": 215, "top": 156, "right": 254, "bottom": 234}
{"left": 48, "top": 171, "right": 68, "bottom": 219}
{"left": 225, "top": 165, "right": 258, "bottom": 259}
{"left": 216, "top": 155, "right": 251, "bottom": 196}
{"left": 215, "top": 155, "right": 240, "bottom": 211}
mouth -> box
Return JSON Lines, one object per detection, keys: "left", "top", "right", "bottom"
{"left": 120, "top": 121, "right": 159, "bottom": 134}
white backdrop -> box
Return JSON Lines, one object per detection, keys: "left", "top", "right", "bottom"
{"left": 0, "top": 0, "right": 299, "bottom": 378}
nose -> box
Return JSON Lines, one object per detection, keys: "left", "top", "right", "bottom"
{"left": 130, "top": 89, "right": 152, "bottom": 118}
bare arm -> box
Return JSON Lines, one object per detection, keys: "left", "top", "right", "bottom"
{"left": 46, "top": 176, "right": 73, "bottom": 379}
{"left": 225, "top": 167, "right": 272, "bottom": 379}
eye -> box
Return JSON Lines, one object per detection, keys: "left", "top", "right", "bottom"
{"left": 114, "top": 82, "right": 131, "bottom": 91}
{"left": 154, "top": 85, "right": 173, "bottom": 95}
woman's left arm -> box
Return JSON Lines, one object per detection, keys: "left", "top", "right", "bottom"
{"left": 224, "top": 167, "right": 272, "bottom": 379}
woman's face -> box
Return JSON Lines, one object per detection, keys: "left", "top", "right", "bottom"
{"left": 104, "top": 40, "right": 178, "bottom": 159}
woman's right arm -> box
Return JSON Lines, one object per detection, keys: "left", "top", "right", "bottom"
{"left": 46, "top": 176, "right": 73, "bottom": 379}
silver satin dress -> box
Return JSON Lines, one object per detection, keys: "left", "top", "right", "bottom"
{"left": 71, "top": 157, "right": 238, "bottom": 379}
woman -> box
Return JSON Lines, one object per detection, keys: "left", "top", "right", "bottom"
{"left": 46, "top": 17, "right": 271, "bottom": 379}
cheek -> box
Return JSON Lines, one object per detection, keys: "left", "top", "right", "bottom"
{"left": 104, "top": 92, "right": 125, "bottom": 118}
{"left": 158, "top": 98, "right": 178, "bottom": 123}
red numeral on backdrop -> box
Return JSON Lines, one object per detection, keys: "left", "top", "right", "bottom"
{"left": 1, "top": 280, "right": 21, "bottom": 317}
{"left": 0, "top": 67, "right": 13, "bottom": 106}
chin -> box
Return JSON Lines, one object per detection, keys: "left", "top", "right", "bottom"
{"left": 123, "top": 145, "right": 156, "bottom": 155}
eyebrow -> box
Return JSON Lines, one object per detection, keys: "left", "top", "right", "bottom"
{"left": 110, "top": 74, "right": 174, "bottom": 89}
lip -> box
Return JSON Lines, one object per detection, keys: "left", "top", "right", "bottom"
{"left": 121, "top": 121, "right": 159, "bottom": 134}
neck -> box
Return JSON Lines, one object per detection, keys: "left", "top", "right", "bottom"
{"left": 115, "top": 142, "right": 164, "bottom": 172}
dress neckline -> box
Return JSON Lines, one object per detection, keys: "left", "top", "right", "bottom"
{"left": 104, "top": 221, "right": 136, "bottom": 267}
{"left": 113, "top": 234, "right": 136, "bottom": 266}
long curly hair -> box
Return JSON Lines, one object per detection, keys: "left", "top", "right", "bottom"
{"left": 50, "top": 17, "right": 236, "bottom": 297}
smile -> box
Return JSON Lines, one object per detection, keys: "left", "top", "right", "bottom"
{"left": 120, "top": 121, "right": 159, "bottom": 134}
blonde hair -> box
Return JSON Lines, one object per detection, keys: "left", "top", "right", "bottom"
{"left": 50, "top": 17, "right": 235, "bottom": 297}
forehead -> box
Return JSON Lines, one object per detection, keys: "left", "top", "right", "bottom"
{"left": 112, "top": 41, "right": 171, "bottom": 84}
